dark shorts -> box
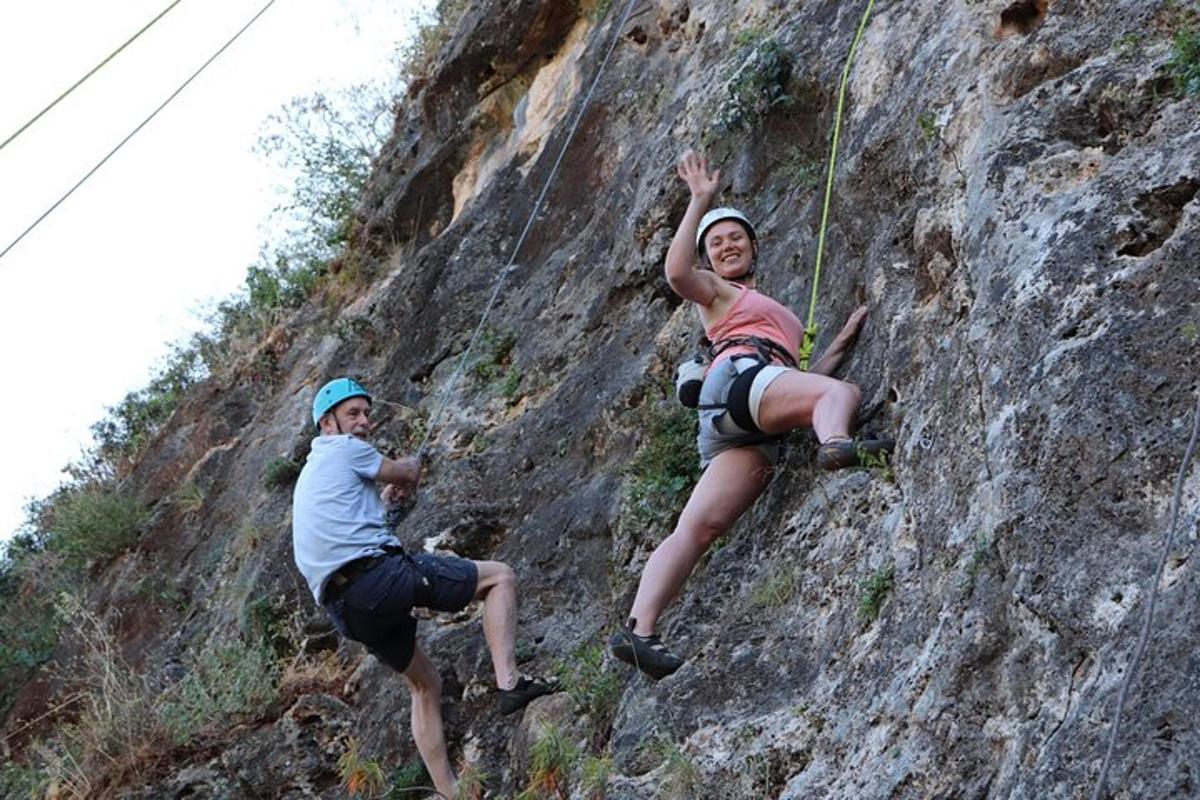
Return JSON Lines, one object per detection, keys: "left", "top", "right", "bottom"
{"left": 322, "top": 553, "right": 478, "bottom": 673}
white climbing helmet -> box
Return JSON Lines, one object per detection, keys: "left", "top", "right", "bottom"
{"left": 695, "top": 207, "right": 757, "bottom": 257}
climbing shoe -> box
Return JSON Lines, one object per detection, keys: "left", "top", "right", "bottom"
{"left": 608, "top": 620, "right": 683, "bottom": 680}
{"left": 816, "top": 436, "right": 895, "bottom": 471}
{"left": 498, "top": 674, "right": 560, "bottom": 715}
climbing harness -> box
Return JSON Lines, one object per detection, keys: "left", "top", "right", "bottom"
{"left": 1091, "top": 393, "right": 1200, "bottom": 800}
{"left": 676, "top": 334, "right": 799, "bottom": 411}
{"left": 798, "top": 0, "right": 876, "bottom": 369}
{"left": 710, "top": 335, "right": 799, "bottom": 369}
{"left": 384, "top": 0, "right": 640, "bottom": 531}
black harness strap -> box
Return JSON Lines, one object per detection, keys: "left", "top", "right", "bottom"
{"left": 709, "top": 335, "right": 799, "bottom": 369}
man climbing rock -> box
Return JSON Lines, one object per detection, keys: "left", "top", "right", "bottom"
{"left": 292, "top": 377, "right": 557, "bottom": 797}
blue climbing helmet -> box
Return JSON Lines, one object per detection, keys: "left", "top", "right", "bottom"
{"left": 312, "top": 377, "right": 371, "bottom": 427}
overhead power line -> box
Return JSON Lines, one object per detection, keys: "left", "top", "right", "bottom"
{"left": 0, "top": 0, "right": 279, "bottom": 263}
{"left": 0, "top": 0, "right": 186, "bottom": 153}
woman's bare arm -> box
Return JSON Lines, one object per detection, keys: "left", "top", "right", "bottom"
{"left": 664, "top": 151, "right": 724, "bottom": 307}
{"left": 808, "top": 305, "right": 868, "bottom": 376}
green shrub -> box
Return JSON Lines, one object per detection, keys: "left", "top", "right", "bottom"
{"left": 778, "top": 146, "right": 822, "bottom": 190}
{"left": 160, "top": 637, "right": 280, "bottom": 745}
{"left": 90, "top": 345, "right": 203, "bottom": 467}
{"left": 394, "top": 0, "right": 470, "bottom": 85}
{"left": 585, "top": 0, "right": 614, "bottom": 21}
{"left": 471, "top": 329, "right": 517, "bottom": 385}
{"left": 857, "top": 565, "right": 895, "bottom": 623}
{"left": 45, "top": 488, "right": 145, "bottom": 571}
{"left": 387, "top": 759, "right": 431, "bottom": 798}
{"left": 500, "top": 366, "right": 523, "bottom": 403}
{"left": 0, "top": 758, "right": 49, "bottom": 799}
{"left": 262, "top": 457, "right": 302, "bottom": 489}
{"left": 1168, "top": 25, "right": 1200, "bottom": 96}
{"left": 620, "top": 402, "right": 699, "bottom": 537}
{"left": 710, "top": 30, "right": 793, "bottom": 135}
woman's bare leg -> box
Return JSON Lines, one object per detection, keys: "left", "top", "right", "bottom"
{"left": 628, "top": 447, "right": 772, "bottom": 636}
{"left": 755, "top": 370, "right": 861, "bottom": 443}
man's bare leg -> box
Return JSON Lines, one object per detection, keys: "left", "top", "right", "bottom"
{"left": 472, "top": 560, "right": 518, "bottom": 690}
{"left": 403, "top": 646, "right": 456, "bottom": 797}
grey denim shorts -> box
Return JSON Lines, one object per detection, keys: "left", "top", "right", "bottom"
{"left": 696, "top": 357, "right": 786, "bottom": 467}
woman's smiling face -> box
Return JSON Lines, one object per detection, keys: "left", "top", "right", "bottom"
{"left": 703, "top": 220, "right": 755, "bottom": 279}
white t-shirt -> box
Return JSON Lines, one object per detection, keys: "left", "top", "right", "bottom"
{"left": 292, "top": 434, "right": 403, "bottom": 602}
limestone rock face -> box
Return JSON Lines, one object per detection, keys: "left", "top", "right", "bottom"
{"left": 6, "top": 1, "right": 1198, "bottom": 798}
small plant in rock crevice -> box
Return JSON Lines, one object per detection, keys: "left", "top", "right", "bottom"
{"left": 777, "top": 145, "right": 823, "bottom": 191}
{"left": 339, "top": 737, "right": 388, "bottom": 798}
{"left": 650, "top": 737, "right": 700, "bottom": 799}
{"left": 709, "top": 29, "right": 794, "bottom": 137}
{"left": 517, "top": 725, "right": 580, "bottom": 800}
{"left": 752, "top": 563, "right": 800, "bottom": 608}
{"left": 856, "top": 446, "right": 895, "bottom": 482}
{"left": 262, "top": 457, "right": 302, "bottom": 489}
{"left": 916, "top": 109, "right": 967, "bottom": 182}
{"left": 962, "top": 535, "right": 997, "bottom": 594}
{"left": 470, "top": 328, "right": 518, "bottom": 391}
{"left": 174, "top": 482, "right": 205, "bottom": 513}
{"left": 452, "top": 761, "right": 488, "bottom": 800}
{"left": 553, "top": 643, "right": 623, "bottom": 736}
{"left": 386, "top": 759, "right": 431, "bottom": 798}
{"left": 578, "top": 755, "right": 613, "bottom": 800}
{"left": 858, "top": 565, "right": 895, "bottom": 623}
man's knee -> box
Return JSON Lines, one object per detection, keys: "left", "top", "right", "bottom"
{"left": 476, "top": 560, "right": 516, "bottom": 596}
{"left": 405, "top": 658, "right": 443, "bottom": 698}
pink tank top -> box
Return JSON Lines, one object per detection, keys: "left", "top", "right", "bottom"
{"left": 704, "top": 285, "right": 804, "bottom": 369}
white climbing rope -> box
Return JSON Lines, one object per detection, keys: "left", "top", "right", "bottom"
{"left": 413, "top": 0, "right": 641, "bottom": 459}
{"left": 1091, "top": 392, "right": 1200, "bottom": 800}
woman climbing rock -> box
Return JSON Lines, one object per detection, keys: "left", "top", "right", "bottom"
{"left": 610, "top": 150, "right": 893, "bottom": 679}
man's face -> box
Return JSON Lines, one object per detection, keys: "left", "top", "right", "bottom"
{"left": 323, "top": 397, "right": 372, "bottom": 439}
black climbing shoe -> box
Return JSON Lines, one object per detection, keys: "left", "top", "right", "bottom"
{"left": 609, "top": 620, "right": 683, "bottom": 680}
{"left": 498, "top": 674, "right": 560, "bottom": 715}
{"left": 816, "top": 436, "right": 895, "bottom": 471}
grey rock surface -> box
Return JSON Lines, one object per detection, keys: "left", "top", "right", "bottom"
{"left": 5, "top": 1, "right": 1198, "bottom": 798}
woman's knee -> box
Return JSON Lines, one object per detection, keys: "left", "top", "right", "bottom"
{"left": 677, "top": 512, "right": 734, "bottom": 551}
{"left": 831, "top": 379, "right": 861, "bottom": 407}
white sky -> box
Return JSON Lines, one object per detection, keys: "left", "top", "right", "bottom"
{"left": 0, "top": 0, "right": 429, "bottom": 542}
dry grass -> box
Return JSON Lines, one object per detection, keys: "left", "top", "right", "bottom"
{"left": 37, "top": 597, "right": 171, "bottom": 797}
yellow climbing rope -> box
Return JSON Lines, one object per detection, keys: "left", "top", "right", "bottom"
{"left": 799, "top": 0, "right": 876, "bottom": 370}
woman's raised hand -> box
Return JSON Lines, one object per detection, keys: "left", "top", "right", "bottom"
{"left": 677, "top": 149, "right": 720, "bottom": 202}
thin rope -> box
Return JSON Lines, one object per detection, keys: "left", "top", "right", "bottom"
{"left": 1091, "top": 393, "right": 1200, "bottom": 800}
{"left": 0, "top": 0, "right": 185, "bottom": 153}
{"left": 411, "top": 0, "right": 640, "bottom": 459}
{"left": 0, "top": 0, "right": 278, "bottom": 263}
{"left": 799, "top": 0, "right": 875, "bottom": 369}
